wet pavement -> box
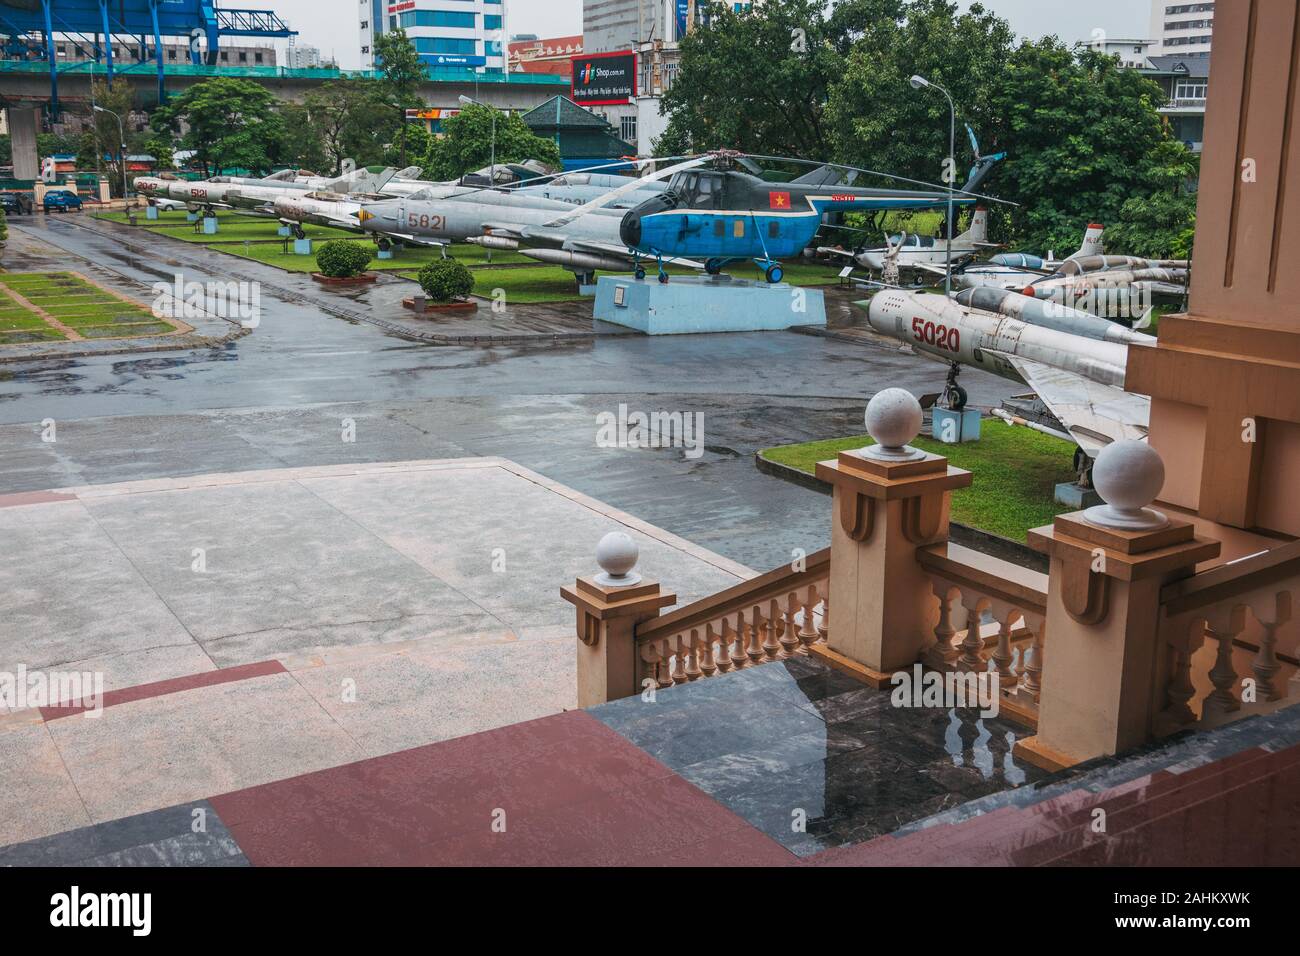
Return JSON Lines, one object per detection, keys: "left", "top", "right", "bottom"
{"left": 0, "top": 215, "right": 1021, "bottom": 570}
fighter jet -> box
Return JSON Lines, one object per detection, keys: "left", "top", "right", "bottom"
{"left": 939, "top": 224, "right": 1107, "bottom": 291}
{"left": 134, "top": 168, "right": 398, "bottom": 216}
{"left": 818, "top": 207, "right": 1000, "bottom": 274}
{"left": 865, "top": 288, "right": 1152, "bottom": 457}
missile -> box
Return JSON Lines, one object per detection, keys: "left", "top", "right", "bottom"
{"left": 1059, "top": 254, "right": 1189, "bottom": 275}
{"left": 952, "top": 287, "right": 1155, "bottom": 345}
{"left": 517, "top": 249, "right": 631, "bottom": 273}
{"left": 466, "top": 235, "right": 520, "bottom": 251}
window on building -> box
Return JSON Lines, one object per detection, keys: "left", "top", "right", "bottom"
{"left": 238, "top": 52, "right": 247, "bottom": 62}
{"left": 1174, "top": 81, "right": 1207, "bottom": 100}
{"left": 361, "top": 20, "right": 368, "bottom": 29}
{"left": 620, "top": 115, "right": 637, "bottom": 143}
{"left": 167, "top": 49, "right": 176, "bottom": 60}
{"left": 484, "top": 15, "right": 502, "bottom": 29}
{"left": 255, "top": 52, "right": 263, "bottom": 63}
{"left": 220, "top": 51, "right": 228, "bottom": 61}
{"left": 413, "top": 38, "right": 478, "bottom": 55}
{"left": 400, "top": 11, "right": 476, "bottom": 28}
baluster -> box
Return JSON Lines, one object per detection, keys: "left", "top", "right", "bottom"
{"left": 1162, "top": 629, "right": 1199, "bottom": 727}
{"left": 672, "top": 635, "right": 689, "bottom": 685}
{"left": 1203, "top": 616, "right": 1243, "bottom": 717}
{"left": 747, "top": 605, "right": 765, "bottom": 664}
{"left": 816, "top": 589, "right": 828, "bottom": 642}
{"left": 957, "top": 598, "right": 986, "bottom": 672}
{"left": 798, "top": 584, "right": 820, "bottom": 651}
{"left": 1252, "top": 592, "right": 1290, "bottom": 702}
{"left": 699, "top": 625, "right": 718, "bottom": 678}
{"left": 763, "top": 599, "right": 783, "bottom": 661}
{"left": 715, "top": 618, "right": 735, "bottom": 672}
{"left": 991, "top": 611, "right": 1016, "bottom": 685}
{"left": 684, "top": 629, "right": 702, "bottom": 681}
{"left": 926, "top": 582, "right": 958, "bottom": 668}
{"left": 1021, "top": 621, "right": 1044, "bottom": 701}
{"left": 655, "top": 640, "right": 674, "bottom": 690}
{"left": 779, "top": 593, "right": 801, "bottom": 657}
{"left": 732, "top": 609, "right": 749, "bottom": 669}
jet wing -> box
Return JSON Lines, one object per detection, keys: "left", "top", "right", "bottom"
{"left": 817, "top": 247, "right": 857, "bottom": 260}
{"left": 985, "top": 350, "right": 1149, "bottom": 457}
{"left": 566, "top": 238, "right": 705, "bottom": 270}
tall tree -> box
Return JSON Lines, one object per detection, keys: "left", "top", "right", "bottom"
{"left": 373, "top": 28, "right": 427, "bottom": 166}
{"left": 87, "top": 78, "right": 138, "bottom": 196}
{"left": 422, "top": 104, "right": 561, "bottom": 180}
{"left": 151, "top": 77, "right": 284, "bottom": 176}
{"left": 657, "top": 0, "right": 905, "bottom": 158}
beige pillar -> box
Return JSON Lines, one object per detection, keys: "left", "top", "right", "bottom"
{"left": 561, "top": 533, "right": 675, "bottom": 707}
{"left": 1016, "top": 512, "right": 1219, "bottom": 771}
{"left": 812, "top": 391, "right": 971, "bottom": 685}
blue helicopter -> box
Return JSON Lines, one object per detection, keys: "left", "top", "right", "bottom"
{"left": 544, "top": 134, "right": 1008, "bottom": 284}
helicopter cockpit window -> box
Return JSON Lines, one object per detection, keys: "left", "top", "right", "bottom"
{"left": 692, "top": 174, "right": 720, "bottom": 209}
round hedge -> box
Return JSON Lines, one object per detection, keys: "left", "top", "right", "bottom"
{"left": 315, "top": 240, "right": 372, "bottom": 278}
{"left": 417, "top": 258, "right": 474, "bottom": 302}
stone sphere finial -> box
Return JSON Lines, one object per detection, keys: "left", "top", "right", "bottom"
{"left": 1083, "top": 440, "right": 1168, "bottom": 531}
{"left": 594, "top": 531, "right": 642, "bottom": 586}
{"left": 862, "top": 388, "right": 925, "bottom": 461}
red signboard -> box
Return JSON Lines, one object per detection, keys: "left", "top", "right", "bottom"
{"left": 571, "top": 50, "right": 637, "bottom": 106}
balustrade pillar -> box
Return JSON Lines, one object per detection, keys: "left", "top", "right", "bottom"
{"left": 562, "top": 531, "right": 676, "bottom": 707}
{"left": 814, "top": 389, "right": 971, "bottom": 684}
{"left": 1016, "top": 443, "right": 1220, "bottom": 771}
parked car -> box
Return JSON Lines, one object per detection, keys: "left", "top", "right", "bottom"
{"left": 0, "top": 192, "right": 33, "bottom": 215}
{"left": 42, "top": 190, "right": 82, "bottom": 213}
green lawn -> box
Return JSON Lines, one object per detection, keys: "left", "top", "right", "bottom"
{"left": 761, "top": 419, "right": 1077, "bottom": 541}
{"left": 0, "top": 271, "right": 174, "bottom": 344}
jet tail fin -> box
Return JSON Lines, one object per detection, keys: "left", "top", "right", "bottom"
{"left": 954, "top": 206, "right": 988, "bottom": 244}
{"left": 1133, "top": 305, "right": 1156, "bottom": 331}
{"left": 1076, "top": 223, "right": 1105, "bottom": 258}
{"left": 394, "top": 166, "right": 423, "bottom": 179}
{"left": 959, "top": 125, "right": 1005, "bottom": 195}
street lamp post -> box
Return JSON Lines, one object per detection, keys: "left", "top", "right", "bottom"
{"left": 93, "top": 105, "right": 129, "bottom": 201}
{"left": 458, "top": 93, "right": 497, "bottom": 185}
{"left": 909, "top": 75, "right": 955, "bottom": 297}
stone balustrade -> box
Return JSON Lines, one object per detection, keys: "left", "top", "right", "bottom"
{"left": 1154, "top": 539, "right": 1299, "bottom": 735}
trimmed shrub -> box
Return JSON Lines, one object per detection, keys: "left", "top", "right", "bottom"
{"left": 417, "top": 258, "right": 474, "bottom": 303}
{"left": 315, "top": 240, "right": 372, "bottom": 278}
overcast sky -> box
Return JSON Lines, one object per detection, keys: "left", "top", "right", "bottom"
{"left": 268, "top": 0, "right": 1151, "bottom": 71}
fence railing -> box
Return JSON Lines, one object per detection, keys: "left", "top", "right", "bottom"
{"left": 1155, "top": 540, "right": 1299, "bottom": 736}
{"left": 634, "top": 548, "right": 829, "bottom": 690}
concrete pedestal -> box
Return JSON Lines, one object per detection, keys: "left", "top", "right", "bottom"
{"left": 1054, "top": 482, "right": 1103, "bottom": 509}
{"left": 377, "top": 248, "right": 394, "bottom": 260}
{"left": 293, "top": 238, "right": 313, "bottom": 256}
{"left": 931, "top": 408, "right": 982, "bottom": 443}
{"left": 145, "top": 205, "right": 159, "bottom": 221}
{"left": 593, "top": 274, "right": 826, "bottom": 334}
{"left": 186, "top": 211, "right": 199, "bottom": 223}
{"left": 202, "top": 217, "right": 219, "bottom": 235}
{"left": 277, "top": 224, "right": 292, "bottom": 237}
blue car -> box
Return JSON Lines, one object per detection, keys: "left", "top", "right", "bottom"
{"left": 43, "top": 190, "right": 83, "bottom": 213}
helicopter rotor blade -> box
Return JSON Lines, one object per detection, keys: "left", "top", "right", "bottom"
{"left": 542, "top": 154, "right": 711, "bottom": 228}
{"left": 426, "top": 156, "right": 697, "bottom": 203}
{"left": 738, "top": 153, "right": 1017, "bottom": 206}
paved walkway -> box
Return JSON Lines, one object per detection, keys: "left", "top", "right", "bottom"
{"left": 0, "top": 458, "right": 749, "bottom": 846}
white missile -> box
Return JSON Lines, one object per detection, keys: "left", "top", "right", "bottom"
{"left": 466, "top": 235, "right": 521, "bottom": 251}
{"left": 951, "top": 287, "right": 1155, "bottom": 345}
{"left": 518, "top": 248, "right": 631, "bottom": 273}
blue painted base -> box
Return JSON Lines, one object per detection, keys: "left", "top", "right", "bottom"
{"left": 185, "top": 211, "right": 199, "bottom": 223}
{"left": 931, "top": 408, "right": 982, "bottom": 443}
{"left": 202, "top": 217, "right": 218, "bottom": 235}
{"left": 377, "top": 248, "right": 394, "bottom": 260}
{"left": 593, "top": 275, "right": 826, "bottom": 334}
{"left": 293, "top": 238, "right": 313, "bottom": 255}
{"left": 145, "top": 205, "right": 159, "bottom": 220}
{"left": 277, "top": 225, "right": 292, "bottom": 237}
{"left": 578, "top": 283, "right": 599, "bottom": 297}
{"left": 1055, "top": 481, "right": 1103, "bottom": 509}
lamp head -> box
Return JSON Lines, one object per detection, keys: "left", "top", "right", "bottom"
{"left": 457, "top": 94, "right": 474, "bottom": 106}
{"left": 909, "top": 75, "right": 930, "bottom": 90}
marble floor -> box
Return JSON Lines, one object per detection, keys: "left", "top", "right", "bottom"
{"left": 590, "top": 656, "right": 1048, "bottom": 856}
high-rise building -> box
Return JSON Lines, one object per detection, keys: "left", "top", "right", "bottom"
{"left": 1149, "top": 2, "right": 1214, "bottom": 54}
{"left": 362, "top": 0, "right": 508, "bottom": 74}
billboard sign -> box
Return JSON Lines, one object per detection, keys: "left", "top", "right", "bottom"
{"left": 571, "top": 50, "right": 636, "bottom": 106}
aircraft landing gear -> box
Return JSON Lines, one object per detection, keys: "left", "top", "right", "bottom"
{"left": 942, "top": 362, "right": 968, "bottom": 411}
{"left": 705, "top": 257, "right": 723, "bottom": 275}
{"left": 655, "top": 254, "right": 669, "bottom": 284}
{"left": 376, "top": 237, "right": 390, "bottom": 251}
{"left": 1073, "top": 447, "right": 1093, "bottom": 488}
{"left": 755, "top": 259, "right": 783, "bottom": 284}
{"left": 292, "top": 224, "right": 306, "bottom": 240}
{"left": 574, "top": 270, "right": 596, "bottom": 291}
{"left": 634, "top": 267, "right": 646, "bottom": 280}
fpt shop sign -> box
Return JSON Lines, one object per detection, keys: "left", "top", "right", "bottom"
{"left": 571, "top": 51, "right": 636, "bottom": 106}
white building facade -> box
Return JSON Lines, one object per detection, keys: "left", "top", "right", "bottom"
{"left": 361, "top": 0, "right": 508, "bottom": 74}
{"left": 1149, "top": 1, "right": 1215, "bottom": 54}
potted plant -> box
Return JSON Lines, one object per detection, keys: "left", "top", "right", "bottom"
{"left": 312, "top": 240, "right": 377, "bottom": 285}
{"left": 407, "top": 258, "right": 476, "bottom": 312}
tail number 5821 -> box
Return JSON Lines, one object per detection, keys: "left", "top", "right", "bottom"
{"left": 912, "top": 316, "right": 960, "bottom": 353}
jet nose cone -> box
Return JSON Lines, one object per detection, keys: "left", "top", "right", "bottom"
{"left": 620, "top": 210, "right": 641, "bottom": 248}
{"left": 866, "top": 294, "right": 895, "bottom": 335}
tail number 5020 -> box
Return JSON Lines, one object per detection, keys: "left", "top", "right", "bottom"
{"left": 912, "top": 316, "right": 960, "bottom": 353}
